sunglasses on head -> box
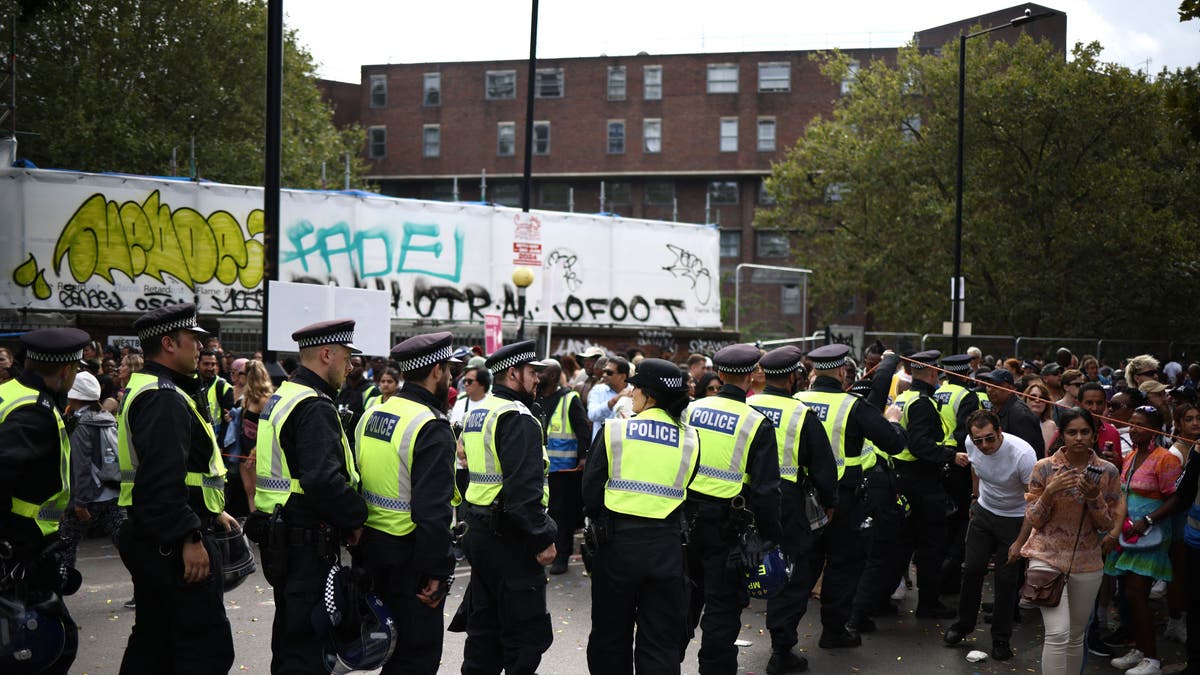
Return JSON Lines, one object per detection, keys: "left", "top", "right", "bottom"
{"left": 1136, "top": 369, "right": 1157, "bottom": 377}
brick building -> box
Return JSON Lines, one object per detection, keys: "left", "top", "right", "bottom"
{"left": 318, "top": 4, "right": 1065, "bottom": 341}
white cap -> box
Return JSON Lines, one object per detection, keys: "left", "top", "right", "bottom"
{"left": 69, "top": 371, "right": 101, "bottom": 402}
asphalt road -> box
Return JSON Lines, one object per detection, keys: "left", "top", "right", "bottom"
{"left": 67, "top": 536, "right": 1187, "bottom": 674}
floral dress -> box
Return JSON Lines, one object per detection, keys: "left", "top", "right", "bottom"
{"left": 1104, "top": 446, "right": 1182, "bottom": 579}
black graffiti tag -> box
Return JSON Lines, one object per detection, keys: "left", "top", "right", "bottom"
{"left": 58, "top": 283, "right": 125, "bottom": 311}
{"left": 210, "top": 288, "right": 263, "bottom": 314}
{"left": 662, "top": 244, "right": 712, "bottom": 305}
{"left": 544, "top": 248, "right": 583, "bottom": 293}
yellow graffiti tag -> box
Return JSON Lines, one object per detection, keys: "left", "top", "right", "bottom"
{"left": 10, "top": 191, "right": 265, "bottom": 300}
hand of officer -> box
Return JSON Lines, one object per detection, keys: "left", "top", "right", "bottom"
{"left": 536, "top": 543, "right": 557, "bottom": 566}
{"left": 345, "top": 527, "right": 363, "bottom": 547}
{"left": 954, "top": 452, "right": 970, "bottom": 467}
{"left": 416, "top": 579, "right": 442, "bottom": 608}
{"left": 182, "top": 538, "right": 210, "bottom": 583}
{"left": 215, "top": 510, "right": 238, "bottom": 532}
{"left": 824, "top": 507, "right": 835, "bottom": 524}
{"left": 74, "top": 506, "right": 92, "bottom": 523}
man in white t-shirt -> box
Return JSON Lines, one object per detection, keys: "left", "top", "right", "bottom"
{"left": 943, "top": 409, "right": 1036, "bottom": 662}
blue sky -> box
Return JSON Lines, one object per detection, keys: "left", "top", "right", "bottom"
{"left": 286, "top": 0, "right": 1198, "bottom": 83}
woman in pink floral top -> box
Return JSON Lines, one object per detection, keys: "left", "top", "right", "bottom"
{"left": 1020, "top": 407, "right": 1123, "bottom": 674}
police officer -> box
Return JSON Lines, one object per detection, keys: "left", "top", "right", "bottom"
{"left": 533, "top": 358, "right": 591, "bottom": 575}
{"left": 582, "top": 358, "right": 699, "bottom": 674}
{"left": 454, "top": 339, "right": 556, "bottom": 674}
{"left": 355, "top": 332, "right": 459, "bottom": 673}
{"left": 748, "top": 346, "right": 838, "bottom": 673}
{"left": 253, "top": 319, "right": 368, "bottom": 673}
{"left": 116, "top": 304, "right": 236, "bottom": 673}
{"left": 792, "top": 344, "right": 907, "bottom": 648}
{"left": 0, "top": 328, "right": 90, "bottom": 674}
{"left": 889, "top": 350, "right": 960, "bottom": 619}
{"left": 682, "top": 343, "right": 782, "bottom": 674}
{"left": 934, "top": 354, "right": 980, "bottom": 594}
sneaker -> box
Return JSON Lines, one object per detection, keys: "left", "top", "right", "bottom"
{"left": 1125, "top": 657, "right": 1163, "bottom": 675}
{"left": 122, "top": 598, "right": 136, "bottom": 610}
{"left": 765, "top": 650, "right": 809, "bottom": 674}
{"left": 1111, "top": 648, "right": 1146, "bottom": 670}
{"left": 1150, "top": 580, "right": 1167, "bottom": 600}
{"left": 891, "top": 580, "right": 907, "bottom": 601}
{"left": 1164, "top": 617, "right": 1187, "bottom": 643}
{"left": 1087, "top": 628, "right": 1115, "bottom": 657}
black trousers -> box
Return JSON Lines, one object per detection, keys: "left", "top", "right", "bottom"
{"left": 269, "top": 544, "right": 335, "bottom": 674}
{"left": 117, "top": 521, "right": 234, "bottom": 675}
{"left": 459, "top": 522, "right": 553, "bottom": 675}
{"left": 683, "top": 503, "right": 746, "bottom": 675}
{"left": 58, "top": 498, "right": 126, "bottom": 569}
{"left": 359, "top": 528, "right": 445, "bottom": 674}
{"left": 894, "top": 464, "right": 949, "bottom": 610}
{"left": 588, "top": 523, "right": 688, "bottom": 675}
{"left": 547, "top": 471, "right": 583, "bottom": 564}
{"left": 941, "top": 463, "right": 973, "bottom": 593}
{"left": 767, "top": 481, "right": 865, "bottom": 650}
{"left": 956, "top": 502, "right": 1024, "bottom": 641}
{"left": 854, "top": 466, "right": 908, "bottom": 616}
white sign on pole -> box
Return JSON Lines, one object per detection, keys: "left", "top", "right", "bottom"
{"left": 266, "top": 281, "right": 391, "bottom": 356}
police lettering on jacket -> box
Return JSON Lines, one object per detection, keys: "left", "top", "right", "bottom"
{"left": 625, "top": 419, "right": 679, "bottom": 446}
{"left": 689, "top": 408, "right": 739, "bottom": 434}
{"left": 363, "top": 412, "right": 400, "bottom": 441}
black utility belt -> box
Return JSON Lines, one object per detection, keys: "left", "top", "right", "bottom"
{"left": 610, "top": 515, "right": 684, "bottom": 532}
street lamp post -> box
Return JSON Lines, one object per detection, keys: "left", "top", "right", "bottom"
{"left": 952, "top": 7, "right": 1054, "bottom": 353}
{"left": 512, "top": 267, "right": 534, "bottom": 341}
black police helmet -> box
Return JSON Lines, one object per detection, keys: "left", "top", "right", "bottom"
{"left": 210, "top": 523, "right": 256, "bottom": 592}
{"left": 314, "top": 562, "right": 399, "bottom": 674}
{"left": 0, "top": 595, "right": 68, "bottom": 674}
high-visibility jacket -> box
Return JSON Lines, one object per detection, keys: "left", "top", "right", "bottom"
{"left": 794, "top": 390, "right": 876, "bottom": 479}
{"left": 203, "top": 376, "right": 231, "bottom": 426}
{"left": 255, "top": 380, "right": 359, "bottom": 513}
{"left": 602, "top": 407, "right": 699, "bottom": 519}
{"left": 748, "top": 392, "right": 812, "bottom": 483}
{"left": 686, "top": 396, "right": 765, "bottom": 499}
{"left": 933, "top": 382, "right": 971, "bottom": 448}
{"left": 976, "top": 390, "right": 992, "bottom": 411}
{"left": 0, "top": 379, "right": 70, "bottom": 536}
{"left": 461, "top": 395, "right": 549, "bottom": 506}
{"left": 546, "top": 390, "right": 582, "bottom": 472}
{"left": 893, "top": 389, "right": 947, "bottom": 463}
{"left": 355, "top": 396, "right": 438, "bottom": 536}
{"left": 117, "top": 371, "right": 226, "bottom": 514}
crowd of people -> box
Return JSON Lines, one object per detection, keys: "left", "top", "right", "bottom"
{"left": 2, "top": 317, "right": 1199, "bottom": 675}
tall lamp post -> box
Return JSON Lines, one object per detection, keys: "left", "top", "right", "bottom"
{"left": 512, "top": 267, "right": 534, "bottom": 341}
{"left": 952, "top": 7, "right": 1054, "bottom": 353}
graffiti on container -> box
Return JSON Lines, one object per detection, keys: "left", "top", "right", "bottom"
{"left": 661, "top": 244, "right": 712, "bottom": 305}
{"left": 282, "top": 220, "right": 464, "bottom": 283}
{"left": 544, "top": 248, "right": 583, "bottom": 293}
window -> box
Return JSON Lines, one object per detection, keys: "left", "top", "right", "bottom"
{"left": 719, "top": 118, "right": 738, "bottom": 152}
{"left": 644, "top": 65, "right": 662, "bottom": 100}
{"left": 707, "top": 64, "right": 738, "bottom": 94}
{"left": 486, "top": 70, "right": 517, "bottom": 100}
{"left": 757, "top": 118, "right": 776, "bottom": 152}
{"left": 369, "top": 74, "right": 387, "bottom": 108}
{"left": 490, "top": 183, "right": 521, "bottom": 207}
{"left": 535, "top": 68, "right": 563, "bottom": 98}
{"left": 533, "top": 121, "right": 550, "bottom": 155}
{"left": 758, "top": 180, "right": 776, "bottom": 205}
{"left": 429, "top": 182, "right": 456, "bottom": 201}
{"left": 719, "top": 230, "right": 740, "bottom": 258}
{"left": 781, "top": 284, "right": 802, "bottom": 315}
{"left": 541, "top": 183, "right": 570, "bottom": 209}
{"left": 757, "top": 231, "right": 790, "bottom": 258}
{"left": 825, "top": 183, "right": 845, "bottom": 203}
{"left": 368, "top": 126, "right": 386, "bottom": 159}
{"left": 607, "top": 181, "right": 632, "bottom": 206}
{"left": 607, "top": 66, "right": 626, "bottom": 100}
{"left": 423, "top": 73, "right": 441, "bottom": 106}
{"left": 422, "top": 125, "right": 440, "bottom": 158}
{"left": 607, "top": 120, "right": 625, "bottom": 154}
{"left": 497, "top": 122, "right": 515, "bottom": 157}
{"left": 758, "top": 62, "right": 790, "bottom": 92}
{"left": 644, "top": 180, "right": 674, "bottom": 205}
{"left": 643, "top": 119, "right": 662, "bottom": 153}
{"left": 841, "top": 60, "right": 859, "bottom": 95}
{"left": 709, "top": 181, "right": 738, "bottom": 205}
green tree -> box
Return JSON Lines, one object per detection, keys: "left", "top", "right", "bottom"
{"left": 6, "top": 0, "right": 367, "bottom": 189}
{"left": 759, "top": 36, "right": 1200, "bottom": 340}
